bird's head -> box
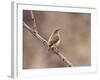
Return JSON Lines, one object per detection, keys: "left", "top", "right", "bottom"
{"left": 54, "top": 28, "right": 61, "bottom": 33}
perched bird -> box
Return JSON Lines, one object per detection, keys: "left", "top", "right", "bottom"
{"left": 48, "top": 28, "right": 61, "bottom": 50}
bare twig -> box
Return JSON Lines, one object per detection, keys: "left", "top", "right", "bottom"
{"left": 30, "top": 11, "right": 37, "bottom": 32}
{"left": 23, "top": 22, "right": 48, "bottom": 45}
{"left": 54, "top": 50, "right": 73, "bottom": 67}
{"left": 23, "top": 11, "right": 73, "bottom": 67}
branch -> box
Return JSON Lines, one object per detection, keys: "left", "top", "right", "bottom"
{"left": 30, "top": 11, "right": 37, "bottom": 32}
{"left": 23, "top": 11, "right": 73, "bottom": 67}
{"left": 54, "top": 51, "right": 73, "bottom": 67}
{"left": 23, "top": 22, "right": 48, "bottom": 45}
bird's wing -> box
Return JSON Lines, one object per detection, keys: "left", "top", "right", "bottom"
{"left": 48, "top": 35, "right": 59, "bottom": 47}
{"left": 48, "top": 32, "right": 53, "bottom": 43}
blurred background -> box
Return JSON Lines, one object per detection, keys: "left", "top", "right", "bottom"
{"left": 23, "top": 10, "right": 91, "bottom": 69}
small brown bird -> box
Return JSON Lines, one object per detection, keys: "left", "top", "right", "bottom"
{"left": 48, "top": 28, "right": 61, "bottom": 50}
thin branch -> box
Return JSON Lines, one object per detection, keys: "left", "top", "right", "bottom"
{"left": 23, "top": 22, "right": 48, "bottom": 45}
{"left": 23, "top": 11, "right": 73, "bottom": 67}
{"left": 30, "top": 11, "right": 37, "bottom": 32}
{"left": 54, "top": 51, "right": 73, "bottom": 67}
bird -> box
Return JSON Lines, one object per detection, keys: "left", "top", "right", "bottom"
{"left": 48, "top": 28, "right": 61, "bottom": 51}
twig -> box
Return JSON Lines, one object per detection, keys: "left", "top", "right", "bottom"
{"left": 23, "top": 22, "right": 48, "bottom": 45}
{"left": 30, "top": 11, "right": 37, "bottom": 32}
{"left": 23, "top": 11, "right": 73, "bottom": 67}
{"left": 54, "top": 50, "right": 73, "bottom": 67}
